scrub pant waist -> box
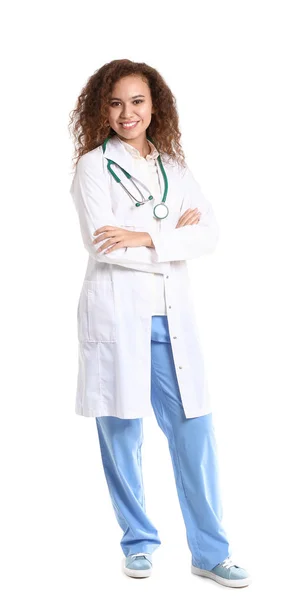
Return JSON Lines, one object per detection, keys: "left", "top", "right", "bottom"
{"left": 151, "top": 315, "right": 171, "bottom": 343}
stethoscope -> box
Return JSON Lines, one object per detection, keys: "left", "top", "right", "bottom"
{"left": 102, "top": 134, "right": 169, "bottom": 219}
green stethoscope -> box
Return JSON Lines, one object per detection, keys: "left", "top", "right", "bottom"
{"left": 102, "top": 134, "right": 169, "bottom": 219}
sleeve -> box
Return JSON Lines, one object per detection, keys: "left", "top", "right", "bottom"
{"left": 147, "top": 165, "right": 220, "bottom": 262}
{"left": 70, "top": 151, "right": 170, "bottom": 275}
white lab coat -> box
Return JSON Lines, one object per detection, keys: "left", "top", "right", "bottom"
{"left": 70, "top": 134, "right": 219, "bottom": 418}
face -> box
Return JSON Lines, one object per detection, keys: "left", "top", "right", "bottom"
{"left": 107, "top": 75, "right": 154, "bottom": 144}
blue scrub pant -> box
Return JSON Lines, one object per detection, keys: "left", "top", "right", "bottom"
{"left": 95, "top": 316, "right": 232, "bottom": 570}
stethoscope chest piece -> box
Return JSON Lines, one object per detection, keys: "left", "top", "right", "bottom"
{"left": 153, "top": 202, "right": 169, "bottom": 219}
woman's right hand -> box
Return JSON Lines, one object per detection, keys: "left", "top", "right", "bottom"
{"left": 176, "top": 208, "right": 201, "bottom": 228}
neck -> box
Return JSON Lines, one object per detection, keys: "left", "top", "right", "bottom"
{"left": 117, "top": 134, "right": 151, "bottom": 158}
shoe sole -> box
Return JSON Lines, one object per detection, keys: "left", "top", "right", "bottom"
{"left": 123, "top": 559, "right": 152, "bottom": 578}
{"left": 191, "top": 564, "right": 252, "bottom": 587}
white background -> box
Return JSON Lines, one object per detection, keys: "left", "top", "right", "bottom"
{"left": 1, "top": 1, "right": 299, "bottom": 597}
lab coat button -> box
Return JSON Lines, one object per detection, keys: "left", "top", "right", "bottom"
{"left": 168, "top": 305, "right": 171, "bottom": 309}
{"left": 166, "top": 275, "right": 169, "bottom": 278}
{"left": 173, "top": 336, "right": 177, "bottom": 339}
{"left": 179, "top": 366, "right": 183, "bottom": 369}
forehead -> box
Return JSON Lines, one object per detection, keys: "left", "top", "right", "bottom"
{"left": 111, "top": 75, "right": 150, "bottom": 97}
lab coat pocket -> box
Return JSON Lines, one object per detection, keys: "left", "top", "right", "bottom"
{"left": 78, "top": 279, "right": 117, "bottom": 343}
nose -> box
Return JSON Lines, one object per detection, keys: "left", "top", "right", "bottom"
{"left": 120, "top": 105, "right": 135, "bottom": 119}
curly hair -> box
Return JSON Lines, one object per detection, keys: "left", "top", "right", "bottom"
{"left": 68, "top": 59, "right": 186, "bottom": 173}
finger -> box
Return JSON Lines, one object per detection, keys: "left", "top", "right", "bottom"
{"left": 182, "top": 208, "right": 196, "bottom": 216}
{"left": 97, "top": 236, "right": 123, "bottom": 252}
{"left": 97, "top": 240, "right": 113, "bottom": 252}
{"left": 103, "top": 241, "right": 124, "bottom": 254}
{"left": 103, "top": 244, "right": 117, "bottom": 254}
{"left": 179, "top": 211, "right": 199, "bottom": 226}
{"left": 92, "top": 233, "right": 107, "bottom": 244}
{"left": 93, "top": 230, "right": 119, "bottom": 245}
{"left": 177, "top": 209, "right": 194, "bottom": 223}
{"left": 177, "top": 213, "right": 200, "bottom": 228}
{"left": 93, "top": 226, "right": 115, "bottom": 236}
{"left": 180, "top": 208, "right": 200, "bottom": 222}
{"left": 184, "top": 208, "right": 199, "bottom": 216}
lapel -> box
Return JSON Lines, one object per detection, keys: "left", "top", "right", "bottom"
{"left": 102, "top": 135, "right": 165, "bottom": 196}
{"left": 102, "top": 135, "right": 138, "bottom": 175}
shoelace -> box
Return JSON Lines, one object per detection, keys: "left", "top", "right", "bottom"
{"left": 220, "top": 557, "right": 236, "bottom": 569}
{"left": 130, "top": 553, "right": 152, "bottom": 565}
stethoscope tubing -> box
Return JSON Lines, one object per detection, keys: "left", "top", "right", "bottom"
{"left": 107, "top": 160, "right": 153, "bottom": 205}
{"left": 102, "top": 135, "right": 169, "bottom": 219}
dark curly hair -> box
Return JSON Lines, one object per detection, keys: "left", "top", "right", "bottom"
{"left": 68, "top": 59, "right": 186, "bottom": 173}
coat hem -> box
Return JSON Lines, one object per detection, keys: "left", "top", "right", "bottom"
{"left": 75, "top": 405, "right": 212, "bottom": 419}
{"left": 75, "top": 406, "right": 155, "bottom": 419}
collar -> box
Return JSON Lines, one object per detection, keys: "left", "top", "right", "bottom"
{"left": 101, "top": 135, "right": 160, "bottom": 184}
{"left": 117, "top": 136, "right": 160, "bottom": 161}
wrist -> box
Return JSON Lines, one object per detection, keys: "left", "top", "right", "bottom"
{"left": 143, "top": 232, "right": 155, "bottom": 248}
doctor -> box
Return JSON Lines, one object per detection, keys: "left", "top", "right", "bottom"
{"left": 69, "top": 59, "right": 251, "bottom": 587}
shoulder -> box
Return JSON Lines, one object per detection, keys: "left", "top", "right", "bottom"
{"left": 70, "top": 146, "right": 106, "bottom": 194}
{"left": 76, "top": 145, "right": 105, "bottom": 173}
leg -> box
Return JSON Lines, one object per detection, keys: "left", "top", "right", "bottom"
{"left": 150, "top": 316, "right": 232, "bottom": 571}
{"left": 95, "top": 415, "right": 161, "bottom": 557}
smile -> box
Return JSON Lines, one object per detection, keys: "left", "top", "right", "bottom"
{"left": 120, "top": 121, "right": 139, "bottom": 129}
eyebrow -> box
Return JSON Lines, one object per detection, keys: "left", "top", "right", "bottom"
{"left": 110, "top": 95, "right": 145, "bottom": 101}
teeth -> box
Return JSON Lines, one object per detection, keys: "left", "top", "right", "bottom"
{"left": 121, "top": 122, "right": 138, "bottom": 128}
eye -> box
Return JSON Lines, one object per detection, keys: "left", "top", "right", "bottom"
{"left": 110, "top": 99, "right": 144, "bottom": 107}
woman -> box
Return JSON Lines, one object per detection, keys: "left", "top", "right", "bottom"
{"left": 68, "top": 59, "right": 251, "bottom": 587}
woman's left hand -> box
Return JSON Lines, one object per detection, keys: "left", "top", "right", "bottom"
{"left": 92, "top": 226, "right": 153, "bottom": 253}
